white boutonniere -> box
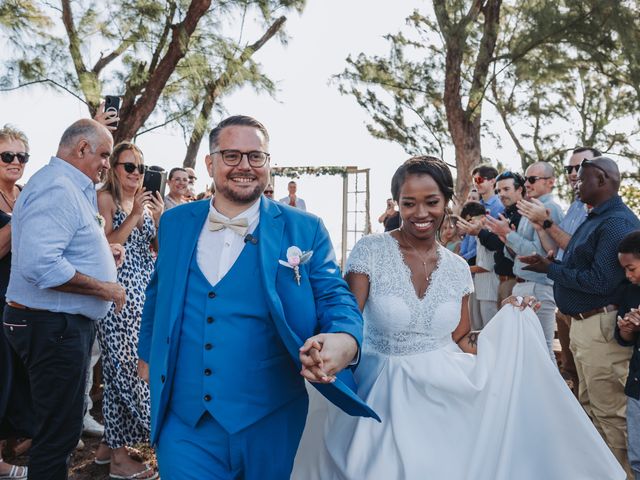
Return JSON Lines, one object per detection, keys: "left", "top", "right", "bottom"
{"left": 95, "top": 213, "right": 105, "bottom": 228}
{"left": 279, "top": 246, "right": 313, "bottom": 286}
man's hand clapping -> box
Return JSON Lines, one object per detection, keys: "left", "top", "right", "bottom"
{"left": 517, "top": 198, "right": 549, "bottom": 225}
{"left": 456, "top": 216, "right": 484, "bottom": 237}
{"left": 484, "top": 214, "right": 513, "bottom": 243}
{"left": 299, "top": 333, "right": 358, "bottom": 384}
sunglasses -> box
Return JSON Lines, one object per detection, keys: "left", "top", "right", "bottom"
{"left": 564, "top": 165, "right": 580, "bottom": 175}
{"left": 525, "top": 175, "right": 551, "bottom": 184}
{"left": 264, "top": 190, "right": 274, "bottom": 194}
{"left": 580, "top": 159, "right": 609, "bottom": 178}
{"left": 188, "top": 175, "right": 197, "bottom": 181}
{"left": 0, "top": 151, "right": 30, "bottom": 164}
{"left": 473, "top": 175, "right": 491, "bottom": 185}
{"left": 116, "top": 162, "right": 145, "bottom": 174}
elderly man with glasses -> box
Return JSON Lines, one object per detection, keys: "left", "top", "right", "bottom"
{"left": 485, "top": 161, "right": 564, "bottom": 362}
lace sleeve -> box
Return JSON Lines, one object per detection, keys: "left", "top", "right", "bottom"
{"left": 460, "top": 260, "right": 474, "bottom": 297}
{"left": 345, "top": 235, "right": 375, "bottom": 279}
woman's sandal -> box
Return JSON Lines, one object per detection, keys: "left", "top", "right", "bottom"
{"left": 108, "top": 464, "right": 158, "bottom": 479}
{"left": 0, "top": 460, "right": 28, "bottom": 480}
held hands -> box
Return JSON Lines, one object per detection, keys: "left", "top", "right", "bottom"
{"left": 517, "top": 198, "right": 549, "bottom": 225}
{"left": 502, "top": 295, "right": 541, "bottom": 312}
{"left": 299, "top": 333, "right": 358, "bottom": 384}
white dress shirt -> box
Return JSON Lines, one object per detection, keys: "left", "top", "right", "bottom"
{"left": 196, "top": 198, "right": 261, "bottom": 286}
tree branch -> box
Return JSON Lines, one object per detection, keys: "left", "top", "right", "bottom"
{"left": 0, "top": 78, "right": 87, "bottom": 105}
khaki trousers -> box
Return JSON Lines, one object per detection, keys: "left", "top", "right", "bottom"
{"left": 557, "top": 311, "right": 578, "bottom": 395}
{"left": 570, "top": 311, "right": 634, "bottom": 478}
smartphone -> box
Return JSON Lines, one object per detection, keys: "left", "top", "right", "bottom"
{"left": 143, "top": 169, "right": 167, "bottom": 198}
{"left": 104, "top": 95, "right": 120, "bottom": 128}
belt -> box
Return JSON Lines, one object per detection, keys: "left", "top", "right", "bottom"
{"left": 6, "top": 301, "right": 48, "bottom": 312}
{"left": 499, "top": 275, "right": 515, "bottom": 282}
{"left": 572, "top": 304, "right": 618, "bottom": 321}
{"left": 515, "top": 277, "right": 526, "bottom": 283}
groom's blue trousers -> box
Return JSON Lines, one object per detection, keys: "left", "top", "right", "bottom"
{"left": 156, "top": 395, "right": 308, "bottom": 479}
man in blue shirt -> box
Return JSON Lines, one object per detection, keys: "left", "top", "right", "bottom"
{"left": 486, "top": 161, "right": 564, "bottom": 362}
{"left": 521, "top": 156, "right": 640, "bottom": 477}
{"left": 3, "top": 119, "right": 125, "bottom": 480}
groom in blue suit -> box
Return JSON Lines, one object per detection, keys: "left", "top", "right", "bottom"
{"left": 137, "top": 115, "right": 378, "bottom": 479}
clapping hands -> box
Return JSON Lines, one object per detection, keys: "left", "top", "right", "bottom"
{"left": 517, "top": 198, "right": 549, "bottom": 225}
{"left": 457, "top": 216, "right": 485, "bottom": 236}
{"left": 484, "top": 214, "right": 513, "bottom": 243}
{"left": 299, "top": 333, "right": 358, "bottom": 384}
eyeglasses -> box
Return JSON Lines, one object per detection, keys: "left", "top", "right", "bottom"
{"left": 563, "top": 165, "right": 580, "bottom": 175}
{"left": 211, "top": 150, "right": 270, "bottom": 168}
{"left": 473, "top": 175, "right": 491, "bottom": 185}
{"left": 580, "top": 159, "right": 609, "bottom": 178}
{"left": 0, "top": 151, "right": 30, "bottom": 164}
{"left": 525, "top": 176, "right": 551, "bottom": 184}
{"left": 116, "top": 162, "right": 145, "bottom": 174}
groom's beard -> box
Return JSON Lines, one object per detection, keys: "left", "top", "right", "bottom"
{"left": 217, "top": 182, "right": 264, "bottom": 204}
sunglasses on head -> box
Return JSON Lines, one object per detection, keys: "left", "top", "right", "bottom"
{"left": 188, "top": 175, "right": 197, "bottom": 181}
{"left": 525, "top": 175, "right": 551, "bottom": 184}
{"left": 116, "top": 162, "right": 145, "bottom": 174}
{"left": 580, "top": 159, "right": 609, "bottom": 178}
{"left": 564, "top": 165, "right": 580, "bottom": 175}
{"left": 0, "top": 151, "right": 30, "bottom": 164}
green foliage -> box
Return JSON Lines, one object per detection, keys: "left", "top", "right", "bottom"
{"left": 620, "top": 182, "right": 640, "bottom": 216}
{"left": 336, "top": 0, "right": 640, "bottom": 199}
{"left": 0, "top": 0, "right": 305, "bottom": 154}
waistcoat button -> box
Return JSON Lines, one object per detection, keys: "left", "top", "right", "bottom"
{"left": 204, "top": 394, "right": 212, "bottom": 402}
{"left": 207, "top": 316, "right": 214, "bottom": 324}
{"left": 205, "top": 343, "right": 213, "bottom": 350}
{"left": 204, "top": 368, "right": 212, "bottom": 376}
{"left": 208, "top": 291, "right": 216, "bottom": 299}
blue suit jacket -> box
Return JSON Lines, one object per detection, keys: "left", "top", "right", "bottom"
{"left": 138, "top": 197, "right": 379, "bottom": 444}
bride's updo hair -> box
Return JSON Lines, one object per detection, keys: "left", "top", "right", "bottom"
{"left": 391, "top": 156, "right": 454, "bottom": 203}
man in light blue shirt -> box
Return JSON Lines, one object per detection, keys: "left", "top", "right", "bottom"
{"left": 3, "top": 119, "right": 125, "bottom": 480}
{"left": 486, "top": 161, "right": 564, "bottom": 362}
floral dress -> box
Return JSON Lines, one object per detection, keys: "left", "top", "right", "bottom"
{"left": 97, "top": 209, "right": 156, "bottom": 449}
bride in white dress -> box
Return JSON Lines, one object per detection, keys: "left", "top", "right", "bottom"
{"left": 292, "top": 156, "right": 624, "bottom": 480}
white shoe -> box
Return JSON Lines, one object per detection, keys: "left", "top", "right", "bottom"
{"left": 83, "top": 414, "right": 104, "bottom": 437}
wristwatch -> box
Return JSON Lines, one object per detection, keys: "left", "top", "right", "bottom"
{"left": 542, "top": 219, "right": 554, "bottom": 230}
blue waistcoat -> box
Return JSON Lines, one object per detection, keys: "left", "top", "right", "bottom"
{"left": 170, "top": 232, "right": 306, "bottom": 434}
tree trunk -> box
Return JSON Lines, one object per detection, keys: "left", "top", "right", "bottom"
{"left": 435, "top": 0, "right": 502, "bottom": 203}
{"left": 183, "top": 84, "right": 219, "bottom": 168}
{"left": 114, "top": 0, "right": 212, "bottom": 143}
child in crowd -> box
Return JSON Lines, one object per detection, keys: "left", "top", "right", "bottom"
{"left": 439, "top": 210, "right": 461, "bottom": 254}
{"left": 614, "top": 230, "right": 640, "bottom": 480}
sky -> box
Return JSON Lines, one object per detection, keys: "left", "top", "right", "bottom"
{"left": 1, "top": 0, "right": 529, "bottom": 256}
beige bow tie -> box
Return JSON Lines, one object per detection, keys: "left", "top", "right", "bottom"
{"left": 208, "top": 212, "right": 249, "bottom": 236}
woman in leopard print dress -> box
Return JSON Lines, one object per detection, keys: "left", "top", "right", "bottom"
{"left": 96, "top": 142, "right": 163, "bottom": 479}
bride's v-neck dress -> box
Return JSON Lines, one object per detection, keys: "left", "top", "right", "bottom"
{"left": 292, "top": 233, "right": 624, "bottom": 480}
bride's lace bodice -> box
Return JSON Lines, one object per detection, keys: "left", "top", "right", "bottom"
{"left": 346, "top": 233, "right": 474, "bottom": 356}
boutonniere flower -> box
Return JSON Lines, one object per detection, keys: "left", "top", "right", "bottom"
{"left": 279, "top": 246, "right": 313, "bottom": 286}
{"left": 95, "top": 213, "right": 105, "bottom": 228}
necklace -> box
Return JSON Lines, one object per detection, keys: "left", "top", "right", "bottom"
{"left": 0, "top": 188, "right": 16, "bottom": 211}
{"left": 401, "top": 229, "right": 436, "bottom": 283}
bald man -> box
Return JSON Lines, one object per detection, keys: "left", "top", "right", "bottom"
{"left": 521, "top": 156, "right": 640, "bottom": 477}
{"left": 485, "top": 161, "right": 564, "bottom": 361}
{"left": 3, "top": 119, "right": 125, "bottom": 479}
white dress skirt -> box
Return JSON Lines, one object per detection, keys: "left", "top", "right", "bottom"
{"left": 291, "top": 233, "right": 624, "bottom": 480}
